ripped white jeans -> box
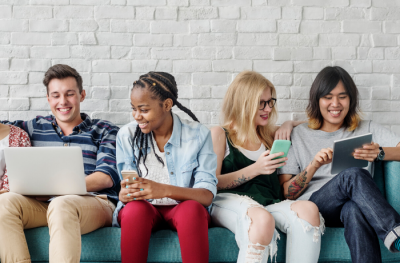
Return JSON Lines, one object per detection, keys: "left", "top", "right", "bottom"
{"left": 211, "top": 193, "right": 324, "bottom": 263}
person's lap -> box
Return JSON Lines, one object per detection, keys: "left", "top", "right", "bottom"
{"left": 0, "top": 193, "right": 114, "bottom": 263}
{"left": 309, "top": 167, "right": 400, "bottom": 262}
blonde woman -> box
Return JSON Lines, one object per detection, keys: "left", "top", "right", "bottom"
{"left": 210, "top": 71, "right": 324, "bottom": 262}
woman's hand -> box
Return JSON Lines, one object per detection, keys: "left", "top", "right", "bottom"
{"left": 0, "top": 189, "right": 8, "bottom": 195}
{"left": 119, "top": 177, "right": 168, "bottom": 203}
{"left": 128, "top": 177, "right": 168, "bottom": 201}
{"left": 119, "top": 179, "right": 141, "bottom": 204}
{"left": 275, "top": 121, "right": 294, "bottom": 140}
{"left": 354, "top": 142, "right": 380, "bottom": 162}
{"left": 252, "top": 150, "right": 287, "bottom": 175}
{"left": 311, "top": 148, "right": 333, "bottom": 169}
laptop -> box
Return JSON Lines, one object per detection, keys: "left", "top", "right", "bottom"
{"left": 330, "top": 133, "right": 373, "bottom": 174}
{"left": 4, "top": 147, "right": 87, "bottom": 195}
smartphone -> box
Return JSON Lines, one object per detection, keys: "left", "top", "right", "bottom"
{"left": 270, "top": 140, "right": 291, "bottom": 168}
{"left": 121, "top": 170, "right": 138, "bottom": 184}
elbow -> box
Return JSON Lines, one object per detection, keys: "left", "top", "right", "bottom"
{"left": 105, "top": 176, "right": 114, "bottom": 189}
{"left": 283, "top": 190, "right": 298, "bottom": 200}
{"left": 285, "top": 194, "right": 296, "bottom": 200}
{"left": 202, "top": 191, "right": 214, "bottom": 207}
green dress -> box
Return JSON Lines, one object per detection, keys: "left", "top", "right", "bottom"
{"left": 218, "top": 133, "right": 283, "bottom": 206}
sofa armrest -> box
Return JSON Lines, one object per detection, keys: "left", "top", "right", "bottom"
{"left": 384, "top": 161, "right": 400, "bottom": 215}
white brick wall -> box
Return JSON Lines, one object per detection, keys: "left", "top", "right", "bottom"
{"left": 0, "top": 1, "right": 399, "bottom": 136}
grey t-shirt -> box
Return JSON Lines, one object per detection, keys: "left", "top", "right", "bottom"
{"left": 278, "top": 121, "right": 400, "bottom": 201}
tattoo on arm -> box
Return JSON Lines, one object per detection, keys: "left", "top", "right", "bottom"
{"left": 285, "top": 169, "right": 309, "bottom": 199}
{"left": 218, "top": 175, "right": 251, "bottom": 190}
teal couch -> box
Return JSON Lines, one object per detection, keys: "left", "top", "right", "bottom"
{"left": 21, "top": 161, "right": 400, "bottom": 262}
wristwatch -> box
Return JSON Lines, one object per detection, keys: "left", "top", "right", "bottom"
{"left": 375, "top": 147, "right": 385, "bottom": 161}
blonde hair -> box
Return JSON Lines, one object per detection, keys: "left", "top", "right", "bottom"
{"left": 221, "top": 71, "right": 277, "bottom": 150}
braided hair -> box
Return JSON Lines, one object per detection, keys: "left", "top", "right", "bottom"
{"left": 131, "top": 71, "right": 199, "bottom": 177}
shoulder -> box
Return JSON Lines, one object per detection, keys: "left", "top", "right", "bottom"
{"left": 9, "top": 125, "right": 31, "bottom": 147}
{"left": 178, "top": 115, "right": 203, "bottom": 130}
{"left": 9, "top": 125, "right": 29, "bottom": 139}
{"left": 210, "top": 126, "right": 227, "bottom": 153}
{"left": 176, "top": 114, "right": 210, "bottom": 137}
{"left": 210, "top": 126, "right": 226, "bottom": 139}
{"left": 117, "top": 121, "right": 138, "bottom": 140}
{"left": 356, "top": 120, "right": 372, "bottom": 130}
{"left": 354, "top": 120, "right": 387, "bottom": 134}
{"left": 291, "top": 122, "right": 312, "bottom": 136}
{"left": 90, "top": 118, "right": 120, "bottom": 134}
{"left": 34, "top": 115, "right": 54, "bottom": 125}
{"left": 210, "top": 126, "right": 227, "bottom": 146}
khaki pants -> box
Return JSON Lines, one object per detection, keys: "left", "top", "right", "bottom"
{"left": 0, "top": 192, "right": 115, "bottom": 263}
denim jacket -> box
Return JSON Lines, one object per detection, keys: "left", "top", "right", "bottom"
{"left": 112, "top": 113, "right": 218, "bottom": 227}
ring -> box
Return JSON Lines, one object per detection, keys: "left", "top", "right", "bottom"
{"left": 127, "top": 194, "right": 131, "bottom": 197}
{"left": 126, "top": 185, "right": 129, "bottom": 189}
{"left": 133, "top": 177, "right": 136, "bottom": 180}
{"left": 134, "top": 198, "right": 136, "bottom": 200}
{"left": 140, "top": 188, "right": 143, "bottom": 191}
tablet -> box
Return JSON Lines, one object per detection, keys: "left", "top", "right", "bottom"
{"left": 331, "top": 133, "right": 373, "bottom": 174}
{"left": 4, "top": 147, "right": 87, "bottom": 195}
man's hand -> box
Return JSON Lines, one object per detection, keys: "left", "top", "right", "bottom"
{"left": 312, "top": 148, "right": 333, "bottom": 169}
{"left": 354, "top": 142, "right": 380, "bottom": 162}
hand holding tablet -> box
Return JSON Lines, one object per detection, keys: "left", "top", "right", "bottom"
{"left": 353, "top": 142, "right": 381, "bottom": 162}
{"left": 330, "top": 133, "right": 373, "bottom": 174}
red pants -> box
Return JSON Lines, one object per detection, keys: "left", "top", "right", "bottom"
{"left": 118, "top": 200, "right": 211, "bottom": 263}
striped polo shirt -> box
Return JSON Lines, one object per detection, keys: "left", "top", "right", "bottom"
{"left": 2, "top": 113, "right": 120, "bottom": 202}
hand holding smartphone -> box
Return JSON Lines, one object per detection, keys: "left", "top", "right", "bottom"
{"left": 121, "top": 170, "right": 139, "bottom": 184}
{"left": 270, "top": 140, "right": 291, "bottom": 168}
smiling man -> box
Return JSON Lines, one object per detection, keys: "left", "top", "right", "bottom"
{"left": 279, "top": 66, "right": 400, "bottom": 263}
{"left": 0, "top": 64, "right": 120, "bottom": 263}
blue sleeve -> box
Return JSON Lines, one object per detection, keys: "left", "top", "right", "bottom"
{"left": 94, "top": 125, "right": 120, "bottom": 188}
{"left": 112, "top": 126, "right": 138, "bottom": 228}
{"left": 192, "top": 126, "right": 218, "bottom": 198}
{"left": 116, "top": 127, "right": 137, "bottom": 181}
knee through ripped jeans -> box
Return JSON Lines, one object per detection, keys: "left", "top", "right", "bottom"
{"left": 211, "top": 193, "right": 324, "bottom": 263}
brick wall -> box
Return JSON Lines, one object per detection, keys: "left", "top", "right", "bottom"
{"left": 0, "top": 0, "right": 399, "bottom": 135}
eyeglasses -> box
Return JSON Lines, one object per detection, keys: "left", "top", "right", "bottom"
{"left": 259, "top": 98, "right": 277, "bottom": 110}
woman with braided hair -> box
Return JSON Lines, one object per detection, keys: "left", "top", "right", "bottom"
{"left": 112, "top": 71, "right": 218, "bottom": 263}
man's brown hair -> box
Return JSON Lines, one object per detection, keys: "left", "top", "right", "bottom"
{"left": 43, "top": 64, "right": 83, "bottom": 94}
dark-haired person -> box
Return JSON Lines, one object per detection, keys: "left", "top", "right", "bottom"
{"left": 0, "top": 64, "right": 120, "bottom": 263}
{"left": 279, "top": 66, "right": 400, "bottom": 263}
{"left": 113, "top": 72, "right": 217, "bottom": 263}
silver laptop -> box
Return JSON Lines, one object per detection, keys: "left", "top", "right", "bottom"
{"left": 4, "top": 147, "right": 87, "bottom": 195}
{"left": 331, "top": 133, "right": 373, "bottom": 174}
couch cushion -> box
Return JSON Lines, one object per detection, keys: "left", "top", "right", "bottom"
{"left": 24, "top": 226, "right": 400, "bottom": 263}
{"left": 384, "top": 161, "right": 400, "bottom": 215}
